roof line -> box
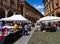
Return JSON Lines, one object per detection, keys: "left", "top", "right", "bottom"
{"left": 24, "top": 1, "right": 44, "bottom": 17}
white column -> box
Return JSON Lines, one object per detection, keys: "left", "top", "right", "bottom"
{"left": 5, "top": 10, "right": 8, "bottom": 18}
{"left": 14, "top": 12, "right": 15, "bottom": 15}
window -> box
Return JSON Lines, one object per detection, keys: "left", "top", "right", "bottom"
{"left": 17, "top": 0, "right": 20, "bottom": 7}
{"left": 26, "top": 8, "right": 29, "bottom": 15}
{"left": 55, "top": 0, "right": 59, "bottom": 7}
{"left": 21, "top": 0, "right": 24, "bottom": 1}
{"left": 3, "top": 0, "right": 6, "bottom": 5}
{"left": 25, "top": 15, "right": 28, "bottom": 18}
{"left": 10, "top": 0, "right": 15, "bottom": 8}
{"left": 10, "top": 0, "right": 14, "bottom": 4}
{"left": 52, "top": 0, "right": 54, "bottom": 10}
{"left": 1, "top": 0, "right": 3, "bottom": 5}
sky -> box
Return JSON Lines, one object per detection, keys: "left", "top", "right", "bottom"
{"left": 25, "top": 0, "right": 44, "bottom": 15}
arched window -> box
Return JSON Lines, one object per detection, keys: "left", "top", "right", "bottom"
{"left": 10, "top": 0, "right": 15, "bottom": 8}
{"left": 52, "top": 14, "right": 54, "bottom": 16}
{"left": 7, "top": 10, "right": 14, "bottom": 17}
{"left": 0, "top": 7, "right": 5, "bottom": 18}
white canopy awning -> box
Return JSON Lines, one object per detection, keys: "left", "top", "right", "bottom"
{"left": 1, "top": 14, "right": 31, "bottom": 23}
{"left": 38, "top": 16, "right": 60, "bottom": 22}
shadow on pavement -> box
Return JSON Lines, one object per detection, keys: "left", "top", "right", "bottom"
{"left": 3, "top": 31, "right": 23, "bottom": 44}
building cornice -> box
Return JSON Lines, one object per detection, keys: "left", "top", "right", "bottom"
{"left": 23, "top": 1, "right": 44, "bottom": 17}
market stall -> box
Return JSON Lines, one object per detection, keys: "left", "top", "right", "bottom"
{"left": 0, "top": 14, "right": 31, "bottom": 44}
{"left": 36, "top": 16, "right": 60, "bottom": 32}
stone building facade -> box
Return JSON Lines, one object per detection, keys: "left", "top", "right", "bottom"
{"left": 21, "top": 1, "right": 43, "bottom": 23}
{"left": 43, "top": 0, "right": 60, "bottom": 17}
{"left": 0, "top": 0, "right": 43, "bottom": 23}
{"left": 0, "top": 0, "right": 21, "bottom": 18}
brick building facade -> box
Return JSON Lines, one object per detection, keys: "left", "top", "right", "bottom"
{"left": 0, "top": 0, "right": 21, "bottom": 17}
{"left": 21, "top": 1, "right": 43, "bottom": 23}
{"left": 43, "top": 0, "right": 60, "bottom": 17}
{"left": 0, "top": 0, "right": 43, "bottom": 23}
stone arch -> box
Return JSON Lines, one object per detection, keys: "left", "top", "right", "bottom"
{"left": 7, "top": 9, "right": 14, "bottom": 17}
{"left": 56, "top": 9, "right": 60, "bottom": 17}
{"left": 0, "top": 7, "right": 5, "bottom": 18}
{"left": 15, "top": 11, "right": 20, "bottom": 14}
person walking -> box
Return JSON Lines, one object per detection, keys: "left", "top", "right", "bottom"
{"left": 24, "top": 23, "right": 28, "bottom": 35}
{"left": 21, "top": 23, "right": 25, "bottom": 35}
